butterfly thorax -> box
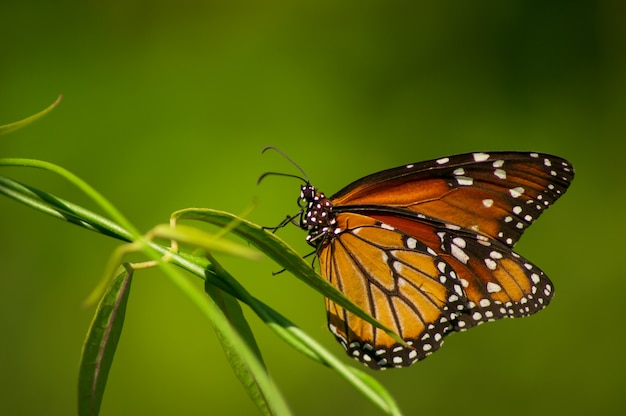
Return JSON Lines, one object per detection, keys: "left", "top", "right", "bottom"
{"left": 300, "top": 184, "right": 337, "bottom": 246}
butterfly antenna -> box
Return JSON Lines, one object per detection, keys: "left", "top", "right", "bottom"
{"left": 257, "top": 171, "right": 308, "bottom": 185}
{"left": 261, "top": 146, "right": 310, "bottom": 183}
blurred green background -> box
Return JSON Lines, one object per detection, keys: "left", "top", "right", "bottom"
{"left": 1, "top": 1, "right": 625, "bottom": 415}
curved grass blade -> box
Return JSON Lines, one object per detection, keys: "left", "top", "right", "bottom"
{"left": 0, "top": 95, "right": 62, "bottom": 136}
{"left": 78, "top": 264, "right": 133, "bottom": 416}
{"left": 0, "top": 158, "right": 142, "bottom": 240}
{"left": 171, "top": 208, "right": 405, "bottom": 346}
{"left": 0, "top": 176, "right": 132, "bottom": 241}
{"left": 201, "top": 262, "right": 402, "bottom": 415}
{"left": 153, "top": 257, "right": 292, "bottom": 415}
{"left": 150, "top": 223, "right": 261, "bottom": 261}
{"left": 204, "top": 281, "right": 282, "bottom": 416}
{"left": 347, "top": 367, "right": 403, "bottom": 416}
{"left": 1, "top": 174, "right": 399, "bottom": 414}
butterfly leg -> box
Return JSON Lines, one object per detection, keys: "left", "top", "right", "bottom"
{"left": 262, "top": 210, "right": 303, "bottom": 233}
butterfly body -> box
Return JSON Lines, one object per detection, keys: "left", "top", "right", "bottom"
{"left": 295, "top": 151, "right": 573, "bottom": 370}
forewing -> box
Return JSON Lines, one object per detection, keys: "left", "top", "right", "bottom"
{"left": 331, "top": 152, "right": 574, "bottom": 247}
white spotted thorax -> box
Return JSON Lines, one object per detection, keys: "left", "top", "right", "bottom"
{"left": 292, "top": 151, "right": 573, "bottom": 370}
{"left": 299, "top": 184, "right": 337, "bottom": 245}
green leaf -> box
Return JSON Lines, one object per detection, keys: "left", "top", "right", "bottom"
{"left": 0, "top": 95, "right": 62, "bottom": 136}
{"left": 1, "top": 174, "right": 400, "bottom": 414}
{"left": 0, "top": 158, "right": 142, "bottom": 240}
{"left": 152, "top": 257, "right": 292, "bottom": 415}
{"left": 172, "top": 208, "right": 405, "bottom": 346}
{"left": 150, "top": 223, "right": 262, "bottom": 260}
{"left": 195, "top": 259, "right": 401, "bottom": 414}
{"left": 0, "top": 176, "right": 132, "bottom": 241}
{"left": 78, "top": 264, "right": 133, "bottom": 416}
{"left": 204, "top": 282, "right": 284, "bottom": 416}
{"left": 347, "top": 367, "right": 403, "bottom": 416}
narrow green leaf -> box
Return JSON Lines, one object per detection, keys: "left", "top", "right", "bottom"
{"left": 172, "top": 208, "right": 405, "bottom": 346}
{"left": 204, "top": 282, "right": 282, "bottom": 416}
{"left": 78, "top": 264, "right": 133, "bottom": 416}
{"left": 0, "top": 95, "right": 62, "bottom": 136}
{"left": 152, "top": 258, "right": 292, "bottom": 415}
{"left": 0, "top": 158, "right": 142, "bottom": 240}
{"left": 201, "top": 261, "right": 399, "bottom": 413}
{"left": 150, "top": 223, "right": 261, "bottom": 260}
{"left": 347, "top": 367, "right": 403, "bottom": 416}
{"left": 1, "top": 174, "right": 399, "bottom": 414}
{"left": 0, "top": 176, "right": 132, "bottom": 241}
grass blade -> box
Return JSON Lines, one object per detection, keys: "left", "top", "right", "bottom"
{"left": 0, "top": 95, "right": 62, "bottom": 136}
{"left": 1, "top": 176, "right": 399, "bottom": 414}
{"left": 153, "top": 258, "right": 292, "bottom": 415}
{"left": 78, "top": 264, "right": 133, "bottom": 416}
{"left": 172, "top": 208, "right": 404, "bottom": 346}
{"left": 205, "top": 282, "right": 287, "bottom": 415}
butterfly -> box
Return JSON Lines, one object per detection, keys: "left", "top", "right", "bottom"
{"left": 264, "top": 149, "right": 574, "bottom": 370}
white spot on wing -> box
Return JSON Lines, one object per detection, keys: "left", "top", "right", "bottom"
{"left": 484, "top": 258, "right": 497, "bottom": 270}
{"left": 509, "top": 187, "right": 525, "bottom": 198}
{"left": 487, "top": 282, "right": 502, "bottom": 293}
{"left": 482, "top": 199, "right": 494, "bottom": 208}
{"left": 473, "top": 152, "right": 490, "bottom": 162}
{"left": 450, "top": 244, "right": 470, "bottom": 264}
{"left": 436, "top": 157, "right": 450, "bottom": 165}
{"left": 452, "top": 237, "right": 466, "bottom": 248}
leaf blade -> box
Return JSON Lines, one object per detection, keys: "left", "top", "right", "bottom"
{"left": 78, "top": 264, "right": 133, "bottom": 416}
{"left": 172, "top": 208, "right": 404, "bottom": 346}
{"left": 0, "top": 95, "right": 62, "bottom": 136}
{"left": 204, "top": 283, "right": 283, "bottom": 416}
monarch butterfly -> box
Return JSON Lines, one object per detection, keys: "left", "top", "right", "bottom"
{"left": 263, "top": 148, "right": 574, "bottom": 370}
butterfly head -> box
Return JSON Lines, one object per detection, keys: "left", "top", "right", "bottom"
{"left": 299, "top": 184, "right": 337, "bottom": 246}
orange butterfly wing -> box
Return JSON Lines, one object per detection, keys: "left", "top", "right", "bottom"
{"left": 331, "top": 152, "right": 574, "bottom": 247}
{"left": 368, "top": 214, "right": 554, "bottom": 330}
{"left": 318, "top": 213, "right": 465, "bottom": 369}
{"left": 297, "top": 152, "right": 573, "bottom": 369}
{"left": 320, "top": 212, "right": 555, "bottom": 369}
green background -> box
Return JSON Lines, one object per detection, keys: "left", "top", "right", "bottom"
{"left": 1, "top": 1, "right": 624, "bottom": 415}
